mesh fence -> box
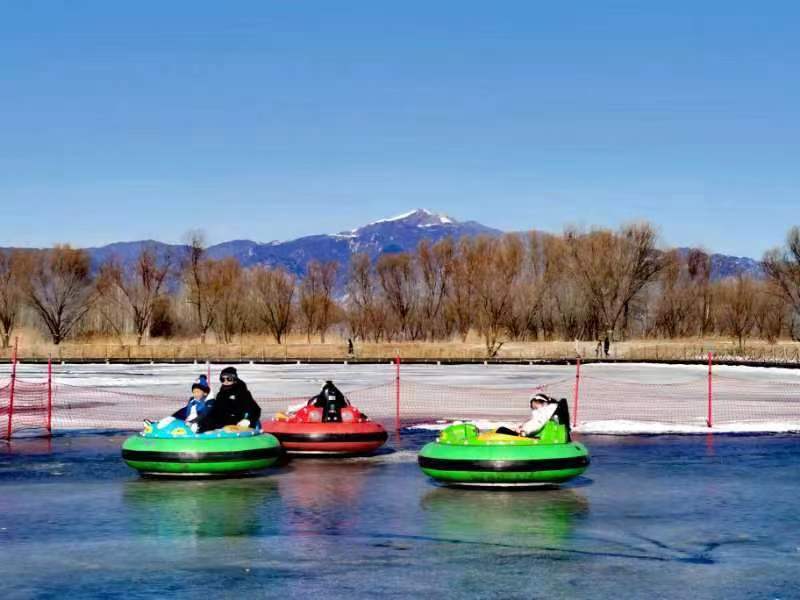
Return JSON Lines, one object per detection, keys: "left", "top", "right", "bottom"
{"left": 712, "top": 375, "right": 800, "bottom": 425}
{"left": 0, "top": 380, "right": 51, "bottom": 439}
{"left": 2, "top": 366, "right": 800, "bottom": 438}
{"left": 52, "top": 384, "right": 183, "bottom": 433}
{"left": 573, "top": 374, "right": 710, "bottom": 427}
{"left": 396, "top": 379, "right": 569, "bottom": 426}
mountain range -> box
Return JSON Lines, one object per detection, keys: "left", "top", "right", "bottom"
{"left": 9, "top": 209, "right": 763, "bottom": 280}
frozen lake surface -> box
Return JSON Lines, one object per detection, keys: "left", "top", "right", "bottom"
{"left": 3, "top": 362, "right": 800, "bottom": 434}
{"left": 1, "top": 431, "right": 799, "bottom": 599}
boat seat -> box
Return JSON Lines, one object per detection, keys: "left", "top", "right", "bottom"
{"left": 438, "top": 423, "right": 479, "bottom": 444}
{"left": 477, "top": 431, "right": 538, "bottom": 445}
{"left": 538, "top": 421, "right": 568, "bottom": 444}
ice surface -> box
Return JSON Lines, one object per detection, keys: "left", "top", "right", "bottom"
{"left": 1, "top": 433, "right": 799, "bottom": 598}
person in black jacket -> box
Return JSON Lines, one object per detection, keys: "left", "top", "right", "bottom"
{"left": 310, "top": 380, "right": 349, "bottom": 422}
{"left": 195, "top": 366, "right": 261, "bottom": 433}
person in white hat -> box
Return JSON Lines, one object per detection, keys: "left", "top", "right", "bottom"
{"left": 495, "top": 393, "right": 560, "bottom": 437}
{"left": 518, "top": 393, "right": 559, "bottom": 436}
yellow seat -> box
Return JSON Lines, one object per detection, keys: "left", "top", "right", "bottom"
{"left": 222, "top": 425, "right": 254, "bottom": 433}
{"left": 476, "top": 431, "right": 539, "bottom": 445}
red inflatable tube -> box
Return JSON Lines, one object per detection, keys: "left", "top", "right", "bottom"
{"left": 261, "top": 420, "right": 388, "bottom": 455}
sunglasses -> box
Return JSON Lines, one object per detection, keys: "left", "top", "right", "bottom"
{"left": 221, "top": 375, "right": 237, "bottom": 382}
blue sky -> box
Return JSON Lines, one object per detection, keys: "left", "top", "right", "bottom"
{"left": 1, "top": 1, "right": 798, "bottom": 257}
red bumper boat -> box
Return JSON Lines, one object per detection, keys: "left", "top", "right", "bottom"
{"left": 261, "top": 381, "right": 388, "bottom": 455}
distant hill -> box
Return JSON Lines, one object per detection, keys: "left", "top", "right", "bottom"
{"left": 676, "top": 248, "right": 764, "bottom": 280}
{"left": 84, "top": 240, "right": 185, "bottom": 269}
{"left": 79, "top": 208, "right": 501, "bottom": 280}
{"left": 3, "top": 209, "right": 763, "bottom": 281}
{"left": 204, "top": 208, "right": 500, "bottom": 271}
{"left": 709, "top": 253, "right": 764, "bottom": 279}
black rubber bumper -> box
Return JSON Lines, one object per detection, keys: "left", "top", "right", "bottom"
{"left": 122, "top": 446, "right": 282, "bottom": 463}
{"left": 418, "top": 454, "right": 590, "bottom": 472}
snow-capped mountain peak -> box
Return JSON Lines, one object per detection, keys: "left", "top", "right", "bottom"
{"left": 363, "top": 208, "right": 456, "bottom": 229}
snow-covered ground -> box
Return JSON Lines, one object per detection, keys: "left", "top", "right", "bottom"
{"left": 2, "top": 362, "right": 800, "bottom": 435}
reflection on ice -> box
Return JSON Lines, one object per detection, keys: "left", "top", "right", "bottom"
{"left": 276, "top": 460, "right": 376, "bottom": 536}
{"left": 122, "top": 478, "right": 281, "bottom": 538}
{"left": 421, "top": 486, "right": 590, "bottom": 545}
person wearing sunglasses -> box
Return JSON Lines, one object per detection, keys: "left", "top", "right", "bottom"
{"left": 195, "top": 366, "right": 262, "bottom": 433}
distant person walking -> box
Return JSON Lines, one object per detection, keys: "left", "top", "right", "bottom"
{"left": 347, "top": 338, "right": 354, "bottom": 357}
{"left": 595, "top": 341, "right": 602, "bottom": 359}
{"left": 603, "top": 334, "right": 611, "bottom": 358}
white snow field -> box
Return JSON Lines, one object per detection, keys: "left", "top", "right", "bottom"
{"left": 2, "top": 361, "right": 800, "bottom": 435}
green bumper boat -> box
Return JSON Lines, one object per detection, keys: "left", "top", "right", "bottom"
{"left": 418, "top": 415, "right": 589, "bottom": 487}
{"left": 122, "top": 420, "right": 283, "bottom": 476}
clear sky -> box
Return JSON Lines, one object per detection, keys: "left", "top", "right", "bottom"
{"left": 1, "top": 1, "right": 798, "bottom": 258}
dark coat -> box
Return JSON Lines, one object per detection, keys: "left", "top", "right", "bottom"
{"left": 196, "top": 380, "right": 261, "bottom": 432}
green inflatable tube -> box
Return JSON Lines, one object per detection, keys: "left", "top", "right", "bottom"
{"left": 122, "top": 433, "right": 283, "bottom": 476}
{"left": 418, "top": 421, "right": 589, "bottom": 487}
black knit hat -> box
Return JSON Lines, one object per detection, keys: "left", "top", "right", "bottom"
{"left": 192, "top": 374, "right": 210, "bottom": 394}
{"left": 219, "top": 366, "right": 238, "bottom": 382}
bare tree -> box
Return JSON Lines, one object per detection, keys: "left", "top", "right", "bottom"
{"left": 376, "top": 252, "right": 418, "bottom": 340}
{"left": 653, "top": 250, "right": 696, "bottom": 338}
{"left": 347, "top": 253, "right": 384, "bottom": 342}
{"left": 753, "top": 282, "right": 787, "bottom": 344}
{"left": 315, "top": 261, "right": 338, "bottom": 343}
{"left": 182, "top": 233, "right": 228, "bottom": 343}
{"left": 183, "top": 233, "right": 209, "bottom": 341}
{"left": 0, "top": 250, "right": 25, "bottom": 348}
{"left": 541, "top": 235, "right": 595, "bottom": 340}
{"left": 299, "top": 264, "right": 321, "bottom": 343}
{"left": 471, "top": 235, "right": 525, "bottom": 357}
{"left": 25, "top": 245, "right": 95, "bottom": 345}
{"left": 92, "top": 276, "right": 127, "bottom": 344}
{"left": 149, "top": 295, "right": 177, "bottom": 339}
{"left": 763, "top": 226, "right": 800, "bottom": 321}
{"left": 686, "top": 249, "right": 713, "bottom": 336}
{"left": 210, "top": 258, "right": 246, "bottom": 344}
{"left": 717, "top": 274, "right": 757, "bottom": 351}
{"left": 417, "top": 238, "right": 455, "bottom": 341}
{"left": 96, "top": 247, "right": 172, "bottom": 345}
{"left": 507, "top": 232, "right": 558, "bottom": 340}
{"left": 252, "top": 266, "right": 295, "bottom": 344}
{"left": 299, "top": 260, "right": 338, "bottom": 343}
{"left": 565, "top": 223, "right": 663, "bottom": 338}
{"left": 446, "top": 238, "right": 479, "bottom": 342}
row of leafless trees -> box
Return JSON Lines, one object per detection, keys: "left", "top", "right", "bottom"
{"left": 2, "top": 224, "right": 800, "bottom": 354}
{"left": 94, "top": 236, "right": 339, "bottom": 347}
{"left": 349, "top": 225, "right": 800, "bottom": 353}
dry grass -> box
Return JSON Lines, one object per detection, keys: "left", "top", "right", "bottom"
{"left": 2, "top": 328, "right": 799, "bottom": 363}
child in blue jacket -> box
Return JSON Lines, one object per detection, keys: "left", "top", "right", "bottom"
{"left": 172, "top": 375, "right": 212, "bottom": 425}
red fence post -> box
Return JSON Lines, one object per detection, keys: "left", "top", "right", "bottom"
{"left": 7, "top": 337, "right": 18, "bottom": 440}
{"left": 707, "top": 352, "right": 713, "bottom": 428}
{"left": 572, "top": 357, "right": 581, "bottom": 428}
{"left": 395, "top": 354, "right": 401, "bottom": 431}
{"left": 47, "top": 354, "right": 53, "bottom": 436}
